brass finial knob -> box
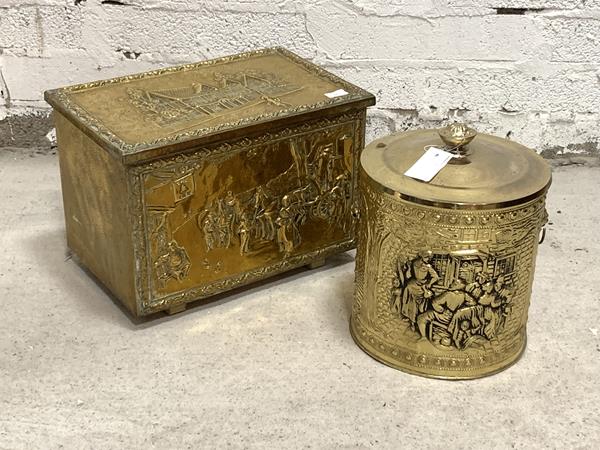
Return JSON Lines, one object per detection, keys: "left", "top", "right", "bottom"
{"left": 438, "top": 123, "right": 477, "bottom": 149}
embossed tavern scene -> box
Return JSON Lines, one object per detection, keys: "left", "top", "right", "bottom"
{"left": 392, "top": 250, "right": 517, "bottom": 351}
{"left": 45, "top": 48, "right": 375, "bottom": 316}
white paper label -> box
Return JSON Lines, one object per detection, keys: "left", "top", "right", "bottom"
{"left": 324, "top": 89, "right": 349, "bottom": 98}
{"left": 404, "top": 147, "right": 454, "bottom": 182}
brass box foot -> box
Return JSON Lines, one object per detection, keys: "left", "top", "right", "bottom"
{"left": 307, "top": 258, "right": 326, "bottom": 270}
{"left": 166, "top": 303, "right": 187, "bottom": 315}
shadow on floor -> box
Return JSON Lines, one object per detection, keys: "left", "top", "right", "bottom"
{"left": 26, "top": 227, "right": 356, "bottom": 330}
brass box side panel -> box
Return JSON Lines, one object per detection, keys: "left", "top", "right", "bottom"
{"left": 131, "top": 110, "right": 366, "bottom": 314}
{"left": 55, "top": 113, "right": 137, "bottom": 314}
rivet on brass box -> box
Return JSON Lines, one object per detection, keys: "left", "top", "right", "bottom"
{"left": 45, "top": 48, "right": 375, "bottom": 317}
{"left": 351, "top": 123, "right": 551, "bottom": 379}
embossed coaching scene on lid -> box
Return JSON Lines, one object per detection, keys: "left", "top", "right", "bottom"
{"left": 44, "top": 48, "right": 374, "bottom": 156}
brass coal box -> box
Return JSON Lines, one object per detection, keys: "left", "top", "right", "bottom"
{"left": 45, "top": 48, "right": 375, "bottom": 317}
{"left": 351, "top": 124, "right": 551, "bottom": 379}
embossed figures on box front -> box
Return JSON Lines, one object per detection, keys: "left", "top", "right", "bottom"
{"left": 199, "top": 138, "right": 352, "bottom": 257}
{"left": 138, "top": 117, "right": 359, "bottom": 303}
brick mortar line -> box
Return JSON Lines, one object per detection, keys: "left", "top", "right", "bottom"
{"left": 2, "top": 54, "right": 600, "bottom": 70}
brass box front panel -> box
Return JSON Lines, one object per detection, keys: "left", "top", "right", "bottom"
{"left": 131, "top": 111, "right": 366, "bottom": 314}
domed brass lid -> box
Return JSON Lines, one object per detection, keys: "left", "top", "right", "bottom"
{"left": 361, "top": 123, "right": 552, "bottom": 209}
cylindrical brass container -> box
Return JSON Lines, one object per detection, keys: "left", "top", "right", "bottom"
{"left": 351, "top": 124, "right": 551, "bottom": 379}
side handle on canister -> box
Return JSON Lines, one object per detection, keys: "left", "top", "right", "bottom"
{"left": 539, "top": 208, "right": 549, "bottom": 245}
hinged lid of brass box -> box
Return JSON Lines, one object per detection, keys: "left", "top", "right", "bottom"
{"left": 45, "top": 48, "right": 375, "bottom": 317}
{"left": 45, "top": 47, "right": 375, "bottom": 165}
{"left": 352, "top": 124, "right": 551, "bottom": 379}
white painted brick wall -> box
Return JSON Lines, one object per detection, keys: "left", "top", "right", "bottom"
{"left": 1, "top": 0, "right": 599, "bottom": 155}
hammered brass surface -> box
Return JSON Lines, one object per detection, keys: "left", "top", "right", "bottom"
{"left": 363, "top": 129, "right": 551, "bottom": 207}
{"left": 351, "top": 172, "right": 548, "bottom": 379}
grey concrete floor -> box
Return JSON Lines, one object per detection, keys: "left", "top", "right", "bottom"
{"left": 0, "top": 150, "right": 599, "bottom": 450}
